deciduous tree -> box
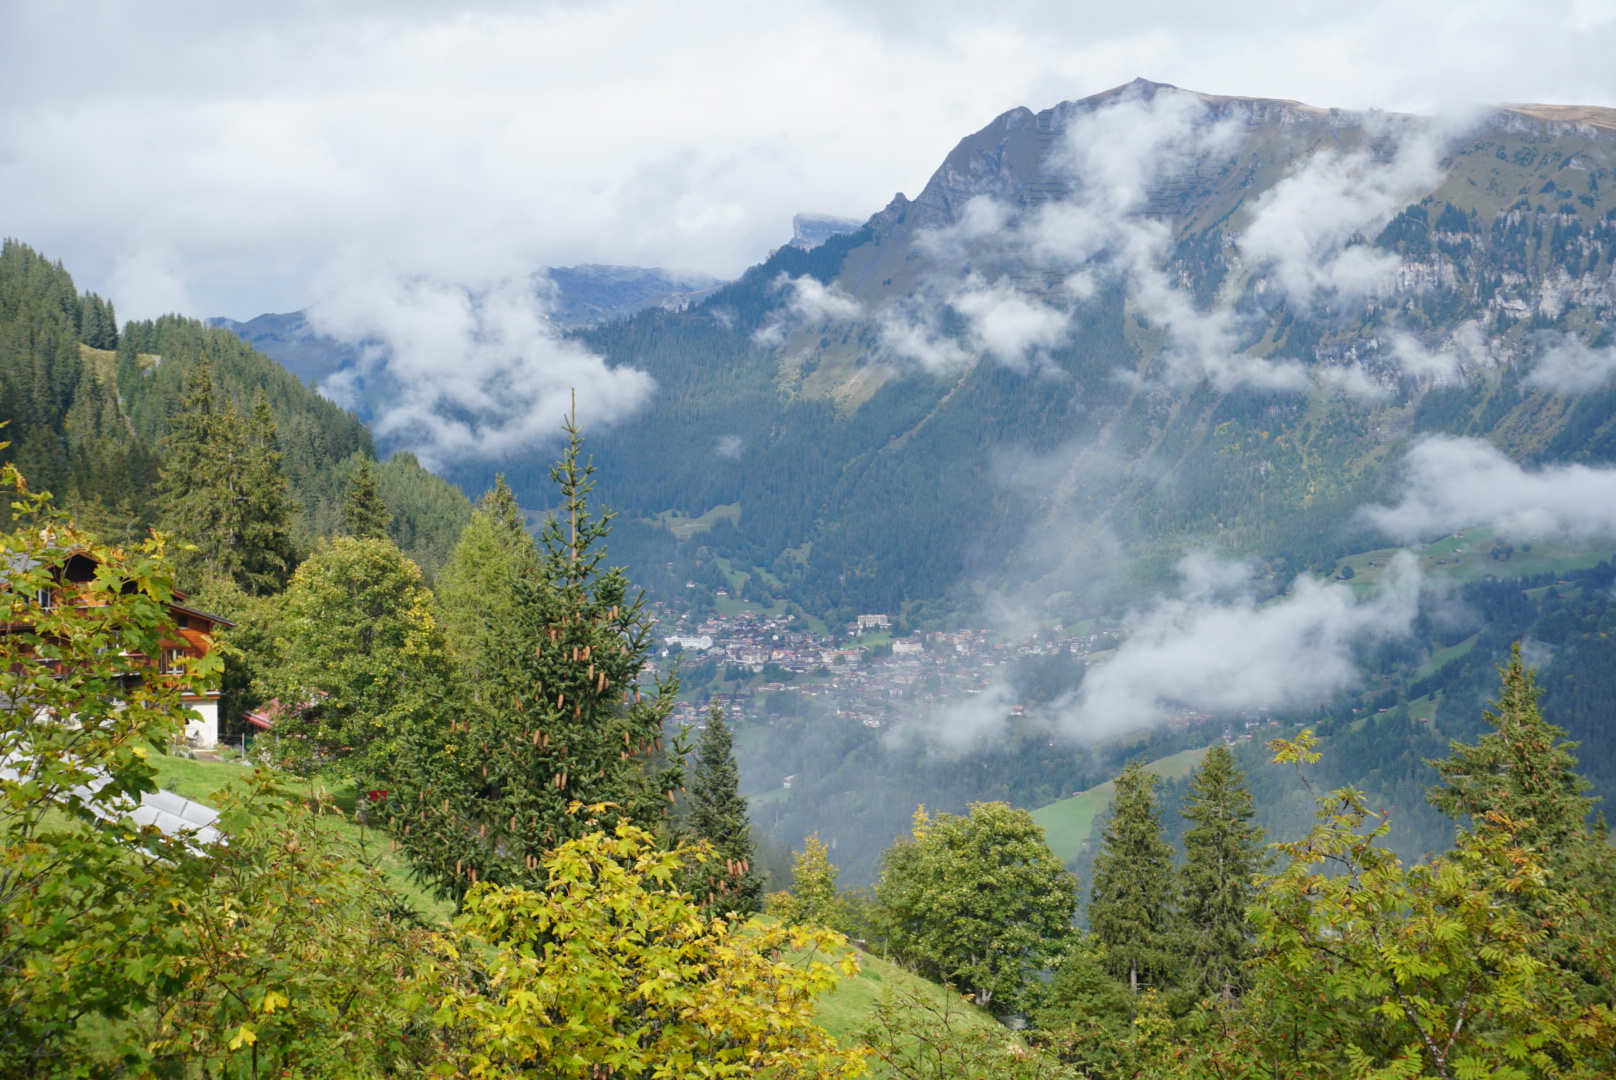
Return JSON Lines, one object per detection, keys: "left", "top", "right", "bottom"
{"left": 421, "top": 813, "right": 866, "bottom": 1080}
{"left": 435, "top": 475, "right": 541, "bottom": 691}
{"left": 256, "top": 535, "right": 453, "bottom": 788}
{"left": 878, "top": 802, "right": 1076, "bottom": 1014}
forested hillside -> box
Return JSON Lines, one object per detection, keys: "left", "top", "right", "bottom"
{"left": 0, "top": 240, "right": 469, "bottom": 574}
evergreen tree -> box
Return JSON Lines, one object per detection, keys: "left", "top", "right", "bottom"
{"left": 1430, "top": 643, "right": 1616, "bottom": 1010}
{"left": 387, "top": 410, "right": 684, "bottom": 905}
{"left": 436, "top": 475, "right": 542, "bottom": 691}
{"left": 343, "top": 458, "right": 391, "bottom": 539}
{"left": 1427, "top": 641, "right": 1594, "bottom": 849}
{"left": 1177, "top": 744, "right": 1267, "bottom": 1002}
{"left": 158, "top": 366, "right": 299, "bottom": 595}
{"left": 1088, "top": 761, "right": 1175, "bottom": 995}
{"left": 687, "top": 702, "right": 763, "bottom": 917}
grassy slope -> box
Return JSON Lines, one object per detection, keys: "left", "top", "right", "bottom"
{"left": 811, "top": 947, "right": 996, "bottom": 1045}
{"left": 148, "top": 752, "right": 455, "bottom": 924}
{"left": 1031, "top": 746, "right": 1210, "bottom": 864}
{"left": 1336, "top": 529, "right": 1616, "bottom": 593}
{"left": 153, "top": 754, "right": 1003, "bottom": 1059}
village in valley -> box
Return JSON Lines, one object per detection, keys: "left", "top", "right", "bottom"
{"left": 651, "top": 603, "right": 1108, "bottom": 732}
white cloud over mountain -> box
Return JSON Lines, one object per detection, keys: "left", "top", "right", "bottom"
{"left": 1048, "top": 551, "right": 1422, "bottom": 739}
{"left": 1365, "top": 436, "right": 1616, "bottom": 543}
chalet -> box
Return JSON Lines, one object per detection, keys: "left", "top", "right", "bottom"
{"left": 15, "top": 550, "right": 233, "bottom": 748}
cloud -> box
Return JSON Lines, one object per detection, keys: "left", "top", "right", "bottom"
{"left": 715, "top": 434, "right": 744, "bottom": 458}
{"left": 308, "top": 267, "right": 653, "bottom": 469}
{"left": 754, "top": 274, "right": 863, "bottom": 346}
{"left": 1051, "top": 551, "right": 1421, "bottom": 739}
{"left": 107, "top": 246, "right": 191, "bottom": 321}
{"left": 1525, "top": 334, "right": 1616, "bottom": 393}
{"left": 950, "top": 276, "right": 1069, "bottom": 371}
{"left": 877, "top": 294, "right": 973, "bottom": 371}
{"left": 1238, "top": 123, "right": 1450, "bottom": 307}
{"left": 1364, "top": 435, "right": 1616, "bottom": 541}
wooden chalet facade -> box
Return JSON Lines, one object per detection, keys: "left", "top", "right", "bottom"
{"left": 22, "top": 551, "right": 233, "bottom": 748}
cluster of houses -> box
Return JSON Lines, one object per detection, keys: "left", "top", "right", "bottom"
{"left": 652, "top": 606, "right": 1124, "bottom": 732}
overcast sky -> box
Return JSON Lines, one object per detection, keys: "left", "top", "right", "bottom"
{"left": 4, "top": 0, "right": 1615, "bottom": 321}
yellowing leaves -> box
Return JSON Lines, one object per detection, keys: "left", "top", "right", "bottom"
{"left": 418, "top": 819, "right": 866, "bottom": 1080}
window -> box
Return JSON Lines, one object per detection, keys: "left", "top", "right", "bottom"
{"left": 161, "top": 649, "right": 188, "bottom": 675}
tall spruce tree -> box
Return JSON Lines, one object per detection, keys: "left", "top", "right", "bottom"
{"left": 1429, "top": 642, "right": 1615, "bottom": 1007}
{"left": 387, "top": 411, "right": 684, "bottom": 905}
{"left": 158, "top": 367, "right": 298, "bottom": 595}
{"left": 1428, "top": 641, "right": 1594, "bottom": 849}
{"left": 343, "top": 458, "right": 392, "bottom": 540}
{"left": 1088, "top": 761, "right": 1175, "bottom": 995}
{"left": 687, "top": 703, "right": 763, "bottom": 917}
{"left": 1177, "top": 744, "right": 1267, "bottom": 1002}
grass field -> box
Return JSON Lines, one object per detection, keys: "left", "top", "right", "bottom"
{"left": 1031, "top": 745, "right": 1210, "bottom": 864}
{"left": 148, "top": 751, "right": 455, "bottom": 924}
{"left": 1335, "top": 528, "right": 1616, "bottom": 594}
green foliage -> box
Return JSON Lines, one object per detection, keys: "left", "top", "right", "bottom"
{"left": 0, "top": 241, "right": 157, "bottom": 523}
{"left": 343, "top": 457, "right": 391, "bottom": 539}
{"left": 878, "top": 802, "right": 1077, "bottom": 1014}
{"left": 387, "top": 419, "right": 683, "bottom": 905}
{"left": 158, "top": 362, "right": 301, "bottom": 596}
{"left": 861, "top": 980, "right": 1068, "bottom": 1080}
{"left": 0, "top": 466, "right": 218, "bottom": 1074}
{"left": 1428, "top": 640, "right": 1594, "bottom": 849}
{"left": 137, "top": 771, "right": 442, "bottom": 1078}
{"left": 256, "top": 535, "right": 455, "bottom": 787}
{"left": 118, "top": 313, "right": 374, "bottom": 550}
{"left": 1195, "top": 730, "right": 1616, "bottom": 1079}
{"left": 373, "top": 450, "right": 472, "bottom": 579}
{"left": 1176, "top": 744, "right": 1267, "bottom": 1003}
{"left": 686, "top": 704, "right": 763, "bottom": 917}
{"left": 435, "top": 475, "right": 542, "bottom": 690}
{"left": 778, "top": 833, "right": 842, "bottom": 928}
{"left": 1031, "top": 936, "right": 1141, "bottom": 1074}
{"left": 1088, "top": 761, "right": 1175, "bottom": 994}
{"left": 419, "top": 813, "right": 866, "bottom": 1080}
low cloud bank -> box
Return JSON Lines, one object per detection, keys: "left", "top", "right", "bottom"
{"left": 1364, "top": 436, "right": 1616, "bottom": 542}
{"left": 310, "top": 269, "right": 653, "bottom": 470}
{"left": 1046, "top": 551, "right": 1421, "bottom": 740}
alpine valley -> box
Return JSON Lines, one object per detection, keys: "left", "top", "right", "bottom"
{"left": 14, "top": 79, "right": 1616, "bottom": 885}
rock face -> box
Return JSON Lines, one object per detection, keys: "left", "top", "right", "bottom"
{"left": 541, "top": 265, "right": 726, "bottom": 328}
{"left": 208, "top": 311, "right": 363, "bottom": 386}
{"left": 786, "top": 212, "right": 864, "bottom": 250}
